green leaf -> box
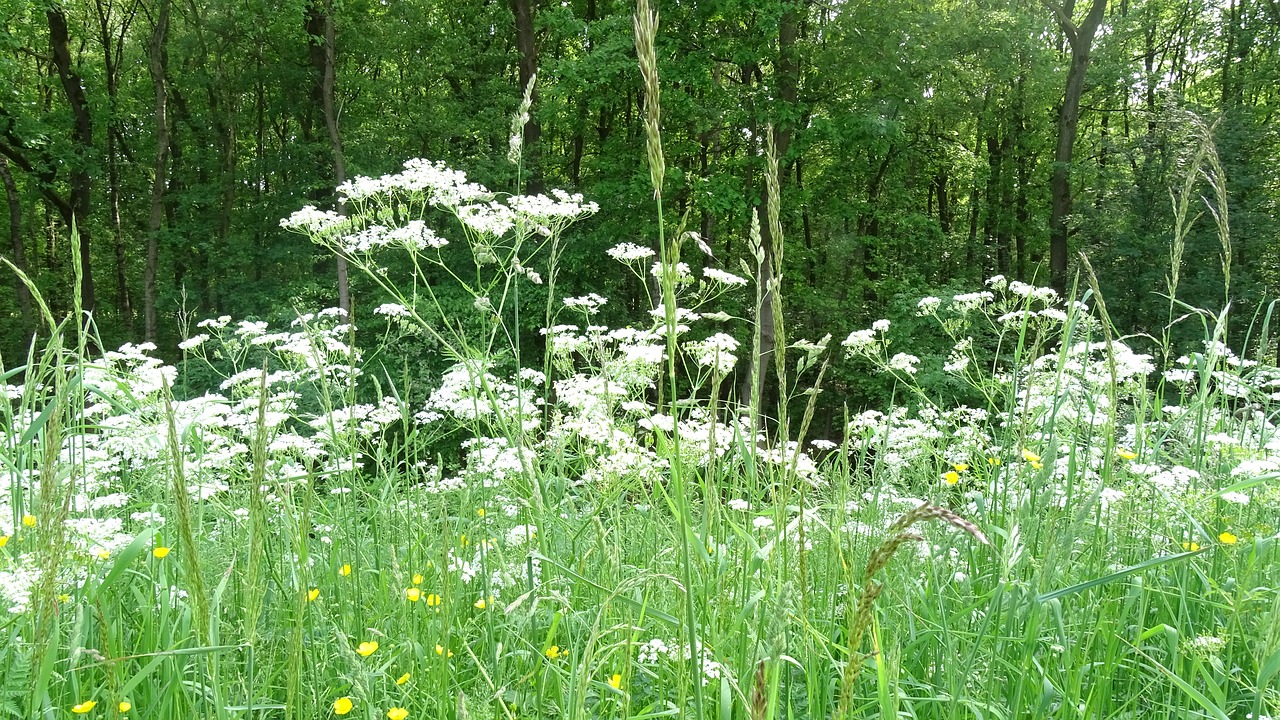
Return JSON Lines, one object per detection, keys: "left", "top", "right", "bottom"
{"left": 1036, "top": 550, "right": 1205, "bottom": 602}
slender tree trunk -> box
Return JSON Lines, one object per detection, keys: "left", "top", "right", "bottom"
{"left": 748, "top": 1, "right": 799, "bottom": 426}
{"left": 1048, "top": 0, "right": 1108, "bottom": 294}
{"left": 0, "top": 156, "right": 31, "bottom": 327}
{"left": 511, "top": 0, "right": 541, "bottom": 191}
{"left": 48, "top": 7, "right": 96, "bottom": 313}
{"left": 145, "top": 0, "right": 170, "bottom": 342}
{"left": 320, "top": 4, "right": 350, "bottom": 314}
{"left": 95, "top": 0, "right": 138, "bottom": 326}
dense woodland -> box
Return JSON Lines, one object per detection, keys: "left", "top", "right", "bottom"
{"left": 0, "top": 0, "right": 1277, "bottom": 407}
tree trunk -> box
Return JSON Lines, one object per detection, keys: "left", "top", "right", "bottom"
{"left": 145, "top": 0, "right": 170, "bottom": 343}
{"left": 1048, "top": 0, "right": 1108, "bottom": 294}
{"left": 320, "top": 3, "right": 350, "bottom": 314}
{"left": 511, "top": 0, "right": 541, "bottom": 191}
{"left": 748, "top": 1, "right": 800, "bottom": 427}
{"left": 0, "top": 156, "right": 31, "bottom": 328}
{"left": 48, "top": 7, "right": 96, "bottom": 313}
{"left": 95, "top": 0, "right": 139, "bottom": 326}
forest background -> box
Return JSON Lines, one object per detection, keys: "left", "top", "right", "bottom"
{"left": 0, "top": 0, "right": 1277, "bottom": 420}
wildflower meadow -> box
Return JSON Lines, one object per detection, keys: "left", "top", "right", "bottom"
{"left": 2, "top": 8, "right": 1280, "bottom": 720}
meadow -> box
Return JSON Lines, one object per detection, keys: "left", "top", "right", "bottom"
{"left": 2, "top": 15, "right": 1279, "bottom": 718}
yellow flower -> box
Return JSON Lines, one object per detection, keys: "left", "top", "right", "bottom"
{"left": 1219, "top": 532, "right": 1238, "bottom": 545}
{"left": 118, "top": 702, "right": 131, "bottom": 713}
{"left": 1117, "top": 448, "right": 1138, "bottom": 460}
{"left": 1021, "top": 448, "right": 1041, "bottom": 463}
{"left": 545, "top": 645, "right": 562, "bottom": 660}
{"left": 22, "top": 514, "right": 36, "bottom": 528}
{"left": 476, "top": 508, "right": 486, "bottom": 517}
{"left": 339, "top": 564, "right": 352, "bottom": 577}
{"left": 952, "top": 463, "right": 969, "bottom": 473}
{"left": 71, "top": 700, "right": 96, "bottom": 713}
{"left": 474, "top": 596, "right": 494, "bottom": 610}
{"left": 987, "top": 457, "right": 1002, "bottom": 466}
{"left": 334, "top": 697, "right": 353, "bottom": 715}
{"left": 942, "top": 471, "right": 961, "bottom": 486}
{"left": 0, "top": 535, "right": 10, "bottom": 548}
{"left": 425, "top": 593, "right": 441, "bottom": 607}
{"left": 357, "top": 641, "right": 379, "bottom": 657}
{"left": 607, "top": 673, "right": 623, "bottom": 690}
{"left": 434, "top": 644, "right": 453, "bottom": 657}
{"left": 1182, "top": 541, "right": 1201, "bottom": 551}
{"left": 97, "top": 550, "right": 110, "bottom": 560}
{"left": 387, "top": 708, "right": 409, "bottom": 720}
{"left": 396, "top": 672, "right": 410, "bottom": 685}
{"left": 1030, "top": 460, "right": 1043, "bottom": 471}
{"left": 405, "top": 588, "right": 422, "bottom": 602}
{"left": 307, "top": 588, "right": 320, "bottom": 602}
{"left": 459, "top": 534, "right": 468, "bottom": 546}
{"left": 152, "top": 546, "right": 170, "bottom": 559}
{"left": 412, "top": 573, "right": 423, "bottom": 585}
{"left": 58, "top": 593, "right": 71, "bottom": 603}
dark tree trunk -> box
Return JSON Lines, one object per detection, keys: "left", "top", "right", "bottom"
{"left": 145, "top": 0, "right": 170, "bottom": 343}
{"left": 748, "top": 1, "right": 800, "bottom": 426}
{"left": 1048, "top": 0, "right": 1108, "bottom": 294}
{"left": 320, "top": 3, "right": 350, "bottom": 314}
{"left": 48, "top": 7, "right": 96, "bottom": 313}
{"left": 0, "top": 156, "right": 31, "bottom": 328}
{"left": 511, "top": 0, "right": 541, "bottom": 191}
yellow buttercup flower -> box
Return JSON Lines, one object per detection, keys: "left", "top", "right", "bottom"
{"left": 118, "top": 701, "right": 132, "bottom": 712}
{"left": 607, "top": 673, "right": 623, "bottom": 690}
{"left": 396, "top": 672, "right": 410, "bottom": 685}
{"left": 71, "top": 700, "right": 96, "bottom": 713}
{"left": 405, "top": 588, "right": 422, "bottom": 602}
{"left": 0, "top": 535, "right": 10, "bottom": 548}
{"left": 97, "top": 550, "right": 110, "bottom": 560}
{"left": 334, "top": 697, "right": 353, "bottom": 715}
{"left": 952, "top": 463, "right": 969, "bottom": 473}
{"left": 459, "top": 534, "right": 468, "bottom": 546}
{"left": 339, "top": 564, "right": 352, "bottom": 576}
{"left": 307, "top": 588, "right": 320, "bottom": 602}
{"left": 412, "top": 573, "right": 423, "bottom": 585}
{"left": 426, "top": 593, "right": 441, "bottom": 607}
{"left": 1219, "top": 532, "right": 1238, "bottom": 545}
{"left": 357, "top": 641, "right": 379, "bottom": 657}
{"left": 474, "top": 595, "right": 494, "bottom": 609}
{"left": 1117, "top": 448, "right": 1138, "bottom": 460}
{"left": 434, "top": 644, "right": 453, "bottom": 657}
{"left": 1182, "top": 541, "right": 1201, "bottom": 551}
{"left": 987, "top": 457, "right": 1002, "bottom": 466}
{"left": 387, "top": 708, "right": 409, "bottom": 720}
{"left": 545, "top": 645, "right": 562, "bottom": 660}
{"left": 942, "top": 471, "right": 961, "bottom": 486}
{"left": 476, "top": 508, "right": 486, "bottom": 517}
{"left": 1021, "top": 448, "right": 1041, "bottom": 463}
{"left": 152, "top": 546, "right": 170, "bottom": 559}
{"left": 22, "top": 514, "right": 36, "bottom": 528}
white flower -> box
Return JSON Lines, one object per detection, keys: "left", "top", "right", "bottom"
{"left": 1220, "top": 491, "right": 1249, "bottom": 505}
{"left": 606, "top": 243, "right": 656, "bottom": 262}
{"left": 872, "top": 319, "right": 890, "bottom": 333}
{"left": 178, "top": 334, "right": 209, "bottom": 351}
{"left": 374, "top": 303, "right": 411, "bottom": 318}
{"left": 702, "top": 267, "right": 748, "bottom": 286}
{"left": 887, "top": 353, "right": 920, "bottom": 376}
{"left": 727, "top": 499, "right": 750, "bottom": 512}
